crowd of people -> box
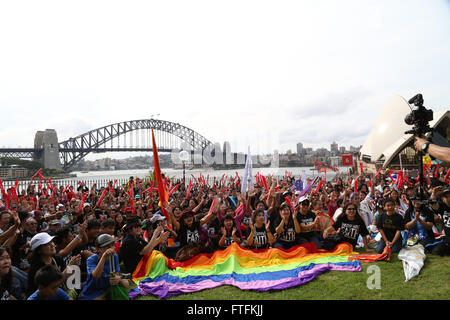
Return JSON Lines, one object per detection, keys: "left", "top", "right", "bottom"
{"left": 0, "top": 164, "right": 449, "bottom": 300}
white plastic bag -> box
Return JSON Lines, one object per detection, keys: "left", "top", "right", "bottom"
{"left": 397, "top": 244, "right": 426, "bottom": 282}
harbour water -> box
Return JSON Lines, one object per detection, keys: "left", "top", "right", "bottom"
{"left": 2, "top": 166, "right": 352, "bottom": 191}
{"left": 70, "top": 166, "right": 351, "bottom": 182}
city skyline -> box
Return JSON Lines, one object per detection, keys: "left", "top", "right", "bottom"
{"left": 1, "top": 1, "right": 450, "bottom": 161}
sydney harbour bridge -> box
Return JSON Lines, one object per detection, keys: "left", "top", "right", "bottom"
{"left": 0, "top": 119, "right": 250, "bottom": 171}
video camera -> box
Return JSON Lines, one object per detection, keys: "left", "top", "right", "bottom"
{"left": 404, "top": 93, "right": 435, "bottom": 204}
{"left": 404, "top": 94, "right": 434, "bottom": 137}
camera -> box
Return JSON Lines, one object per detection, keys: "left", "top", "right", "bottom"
{"left": 404, "top": 94, "right": 434, "bottom": 136}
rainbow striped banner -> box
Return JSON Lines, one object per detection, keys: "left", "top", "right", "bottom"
{"left": 130, "top": 243, "right": 362, "bottom": 299}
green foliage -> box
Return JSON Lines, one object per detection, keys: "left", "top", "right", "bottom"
{"left": 0, "top": 157, "right": 41, "bottom": 170}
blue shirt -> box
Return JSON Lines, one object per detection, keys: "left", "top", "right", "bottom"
{"left": 27, "top": 288, "right": 70, "bottom": 300}
{"left": 79, "top": 253, "right": 120, "bottom": 300}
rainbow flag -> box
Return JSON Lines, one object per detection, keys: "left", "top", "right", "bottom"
{"left": 130, "top": 242, "right": 362, "bottom": 299}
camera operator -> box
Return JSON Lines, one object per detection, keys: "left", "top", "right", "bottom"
{"left": 429, "top": 188, "right": 450, "bottom": 256}
{"left": 414, "top": 137, "right": 450, "bottom": 164}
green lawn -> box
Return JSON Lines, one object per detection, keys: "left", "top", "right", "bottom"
{"left": 132, "top": 253, "right": 450, "bottom": 300}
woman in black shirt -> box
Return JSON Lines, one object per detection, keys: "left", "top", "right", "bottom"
{"left": 324, "top": 203, "right": 370, "bottom": 250}
{"left": 270, "top": 202, "right": 301, "bottom": 250}
{"left": 247, "top": 210, "right": 274, "bottom": 249}
{"left": 218, "top": 214, "right": 241, "bottom": 249}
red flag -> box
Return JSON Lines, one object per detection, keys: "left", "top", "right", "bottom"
{"left": 95, "top": 188, "right": 108, "bottom": 208}
{"left": 31, "top": 168, "right": 42, "bottom": 181}
{"left": 208, "top": 198, "right": 216, "bottom": 214}
{"left": 354, "top": 180, "right": 358, "bottom": 193}
{"left": 314, "top": 181, "right": 324, "bottom": 194}
{"left": 374, "top": 167, "right": 382, "bottom": 179}
{"left": 143, "top": 180, "right": 154, "bottom": 194}
{"left": 284, "top": 196, "right": 296, "bottom": 213}
{"left": 186, "top": 179, "right": 193, "bottom": 200}
{"left": 397, "top": 171, "right": 404, "bottom": 189}
{"left": 168, "top": 185, "right": 179, "bottom": 196}
{"left": 77, "top": 194, "right": 87, "bottom": 216}
{"left": 445, "top": 168, "right": 450, "bottom": 183}
{"left": 136, "top": 178, "right": 142, "bottom": 191}
{"left": 342, "top": 155, "right": 353, "bottom": 166}
{"left": 152, "top": 129, "right": 169, "bottom": 221}
{"left": 324, "top": 169, "right": 327, "bottom": 183}
{"left": 128, "top": 182, "right": 136, "bottom": 216}
{"left": 260, "top": 175, "right": 269, "bottom": 194}
{"left": 435, "top": 163, "right": 440, "bottom": 178}
{"left": 359, "top": 162, "right": 364, "bottom": 174}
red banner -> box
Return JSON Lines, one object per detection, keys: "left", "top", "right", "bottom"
{"left": 342, "top": 155, "right": 353, "bottom": 166}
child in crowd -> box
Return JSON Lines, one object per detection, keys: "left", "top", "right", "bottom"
{"left": 27, "top": 265, "right": 71, "bottom": 300}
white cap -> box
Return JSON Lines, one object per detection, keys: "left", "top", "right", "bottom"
{"left": 30, "top": 232, "right": 55, "bottom": 251}
{"left": 56, "top": 204, "right": 64, "bottom": 209}
{"left": 150, "top": 214, "right": 166, "bottom": 224}
{"left": 298, "top": 195, "right": 309, "bottom": 203}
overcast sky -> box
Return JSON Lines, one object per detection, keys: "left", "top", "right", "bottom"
{"left": 1, "top": 0, "right": 449, "bottom": 160}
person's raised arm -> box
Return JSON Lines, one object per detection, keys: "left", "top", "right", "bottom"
{"left": 0, "top": 211, "right": 20, "bottom": 245}
{"left": 414, "top": 137, "right": 450, "bottom": 164}
{"left": 199, "top": 203, "right": 218, "bottom": 228}
{"left": 139, "top": 226, "right": 170, "bottom": 256}
{"left": 192, "top": 197, "right": 206, "bottom": 213}
{"left": 57, "top": 222, "right": 87, "bottom": 257}
{"left": 234, "top": 193, "right": 247, "bottom": 223}
{"left": 165, "top": 204, "right": 180, "bottom": 231}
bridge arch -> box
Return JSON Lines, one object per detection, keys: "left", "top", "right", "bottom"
{"left": 58, "top": 119, "right": 213, "bottom": 169}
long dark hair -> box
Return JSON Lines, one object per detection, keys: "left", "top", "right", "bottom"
{"left": 0, "top": 246, "right": 13, "bottom": 293}
{"left": 252, "top": 209, "right": 265, "bottom": 225}
{"left": 342, "top": 202, "right": 364, "bottom": 224}
{"left": 275, "top": 202, "right": 294, "bottom": 228}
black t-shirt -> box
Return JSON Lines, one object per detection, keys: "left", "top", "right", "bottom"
{"left": 219, "top": 230, "right": 235, "bottom": 249}
{"left": 119, "top": 235, "right": 147, "bottom": 274}
{"left": 435, "top": 201, "right": 450, "bottom": 244}
{"left": 403, "top": 205, "right": 435, "bottom": 240}
{"left": 296, "top": 211, "right": 317, "bottom": 238}
{"left": 332, "top": 214, "right": 369, "bottom": 248}
{"left": 246, "top": 225, "right": 270, "bottom": 249}
{"left": 11, "top": 230, "right": 35, "bottom": 268}
{"left": 178, "top": 220, "right": 201, "bottom": 247}
{"left": 269, "top": 217, "right": 297, "bottom": 243}
{"left": 376, "top": 212, "right": 405, "bottom": 242}
{"left": 205, "top": 217, "right": 220, "bottom": 240}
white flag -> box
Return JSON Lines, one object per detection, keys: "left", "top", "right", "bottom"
{"left": 241, "top": 146, "right": 254, "bottom": 193}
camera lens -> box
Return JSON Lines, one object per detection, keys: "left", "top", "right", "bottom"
{"left": 404, "top": 113, "right": 415, "bottom": 125}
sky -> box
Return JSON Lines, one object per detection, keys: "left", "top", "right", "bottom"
{"left": 1, "top": 0, "right": 449, "bottom": 161}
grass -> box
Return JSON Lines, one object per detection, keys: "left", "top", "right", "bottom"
{"left": 131, "top": 252, "right": 450, "bottom": 300}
